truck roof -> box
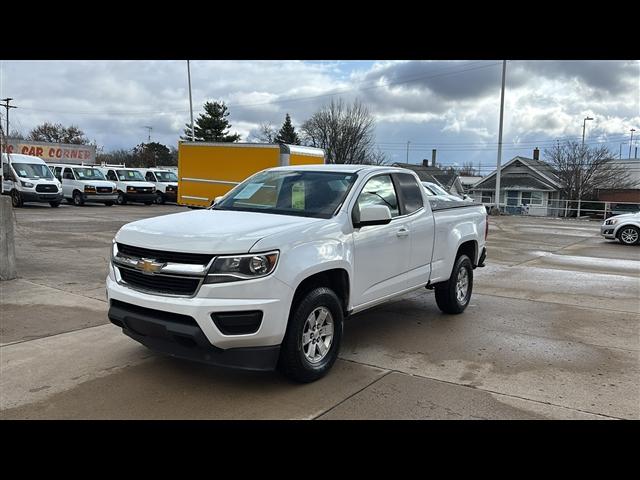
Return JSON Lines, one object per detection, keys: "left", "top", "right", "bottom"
{"left": 2, "top": 153, "right": 47, "bottom": 163}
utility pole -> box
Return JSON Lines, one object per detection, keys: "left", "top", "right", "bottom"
{"left": 143, "top": 126, "right": 152, "bottom": 143}
{"left": 187, "top": 60, "right": 195, "bottom": 142}
{"left": 582, "top": 117, "right": 593, "bottom": 147}
{"left": 494, "top": 60, "right": 507, "bottom": 213}
{"left": 630, "top": 129, "right": 636, "bottom": 159}
{"left": 1, "top": 98, "right": 17, "bottom": 136}
{"left": 406, "top": 141, "right": 410, "bottom": 163}
{"left": 577, "top": 117, "right": 593, "bottom": 217}
{"left": 620, "top": 143, "right": 625, "bottom": 159}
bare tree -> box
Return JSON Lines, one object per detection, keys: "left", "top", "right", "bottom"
{"left": 28, "top": 122, "right": 90, "bottom": 144}
{"left": 458, "top": 161, "right": 477, "bottom": 176}
{"left": 544, "top": 140, "right": 636, "bottom": 200}
{"left": 249, "top": 122, "right": 277, "bottom": 143}
{"left": 301, "top": 98, "right": 387, "bottom": 165}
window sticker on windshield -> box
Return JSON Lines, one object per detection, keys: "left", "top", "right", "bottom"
{"left": 292, "top": 182, "right": 305, "bottom": 210}
{"left": 235, "top": 183, "right": 263, "bottom": 199}
{"left": 19, "top": 170, "right": 27, "bottom": 176}
{"left": 77, "top": 171, "right": 85, "bottom": 178}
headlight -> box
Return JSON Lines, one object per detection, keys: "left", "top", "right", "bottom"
{"left": 127, "top": 186, "right": 135, "bottom": 192}
{"left": 85, "top": 185, "right": 96, "bottom": 192}
{"left": 204, "top": 251, "right": 279, "bottom": 284}
{"left": 605, "top": 219, "right": 617, "bottom": 225}
{"left": 20, "top": 181, "right": 34, "bottom": 188}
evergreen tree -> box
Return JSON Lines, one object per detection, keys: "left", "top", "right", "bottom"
{"left": 182, "top": 101, "right": 241, "bottom": 142}
{"left": 274, "top": 113, "right": 300, "bottom": 145}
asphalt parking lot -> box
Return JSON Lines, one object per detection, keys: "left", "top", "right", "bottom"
{"left": 1, "top": 203, "right": 639, "bottom": 419}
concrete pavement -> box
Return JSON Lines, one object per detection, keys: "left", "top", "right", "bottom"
{"left": 1, "top": 205, "right": 638, "bottom": 419}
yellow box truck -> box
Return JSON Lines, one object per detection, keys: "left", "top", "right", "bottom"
{"left": 177, "top": 142, "right": 326, "bottom": 208}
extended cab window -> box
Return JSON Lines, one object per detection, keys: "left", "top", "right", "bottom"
{"left": 356, "top": 175, "right": 400, "bottom": 217}
{"left": 394, "top": 173, "right": 424, "bottom": 214}
{"left": 106, "top": 170, "right": 117, "bottom": 181}
{"left": 63, "top": 168, "right": 75, "bottom": 180}
{"left": 145, "top": 172, "right": 156, "bottom": 182}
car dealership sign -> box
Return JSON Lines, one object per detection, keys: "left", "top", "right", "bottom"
{"left": 1, "top": 138, "right": 96, "bottom": 164}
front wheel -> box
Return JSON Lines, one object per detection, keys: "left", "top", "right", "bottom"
{"left": 155, "top": 192, "right": 165, "bottom": 204}
{"left": 278, "top": 287, "right": 343, "bottom": 383}
{"left": 11, "top": 190, "right": 23, "bottom": 208}
{"left": 72, "top": 191, "right": 84, "bottom": 206}
{"left": 116, "top": 192, "right": 127, "bottom": 205}
{"left": 104, "top": 201, "right": 114, "bottom": 207}
{"left": 49, "top": 201, "right": 61, "bottom": 208}
{"left": 434, "top": 254, "right": 473, "bottom": 314}
{"left": 618, "top": 226, "right": 640, "bottom": 245}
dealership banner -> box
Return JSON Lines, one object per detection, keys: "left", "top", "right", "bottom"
{"left": 1, "top": 138, "right": 96, "bottom": 164}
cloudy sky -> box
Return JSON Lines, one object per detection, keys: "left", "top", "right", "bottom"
{"left": 1, "top": 60, "right": 638, "bottom": 174}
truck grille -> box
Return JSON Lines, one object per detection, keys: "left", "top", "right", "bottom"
{"left": 132, "top": 187, "right": 153, "bottom": 193}
{"left": 118, "top": 267, "right": 201, "bottom": 296}
{"left": 97, "top": 186, "right": 113, "bottom": 194}
{"left": 36, "top": 184, "right": 58, "bottom": 193}
{"left": 116, "top": 243, "right": 213, "bottom": 265}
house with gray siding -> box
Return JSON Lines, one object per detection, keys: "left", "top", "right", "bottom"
{"left": 469, "top": 151, "right": 562, "bottom": 216}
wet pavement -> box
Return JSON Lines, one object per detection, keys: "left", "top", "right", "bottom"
{"left": 1, "top": 205, "right": 638, "bottom": 419}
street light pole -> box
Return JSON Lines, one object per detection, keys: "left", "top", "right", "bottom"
{"left": 406, "top": 141, "right": 410, "bottom": 163}
{"left": 630, "top": 129, "right": 636, "bottom": 159}
{"left": 187, "top": 60, "right": 195, "bottom": 142}
{"left": 494, "top": 60, "right": 507, "bottom": 213}
{"left": 582, "top": 116, "right": 593, "bottom": 147}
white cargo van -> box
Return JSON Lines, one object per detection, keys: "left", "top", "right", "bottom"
{"left": 49, "top": 163, "right": 118, "bottom": 206}
{"left": 1, "top": 153, "right": 63, "bottom": 208}
{"left": 98, "top": 166, "right": 157, "bottom": 205}
{"left": 140, "top": 168, "right": 178, "bottom": 204}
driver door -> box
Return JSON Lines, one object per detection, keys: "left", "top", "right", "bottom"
{"left": 351, "top": 174, "right": 410, "bottom": 308}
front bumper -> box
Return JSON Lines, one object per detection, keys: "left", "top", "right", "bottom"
{"left": 108, "top": 299, "right": 280, "bottom": 371}
{"left": 83, "top": 193, "right": 118, "bottom": 202}
{"left": 162, "top": 191, "right": 177, "bottom": 202}
{"left": 20, "top": 191, "right": 63, "bottom": 203}
{"left": 601, "top": 224, "right": 616, "bottom": 239}
{"left": 125, "top": 193, "right": 157, "bottom": 203}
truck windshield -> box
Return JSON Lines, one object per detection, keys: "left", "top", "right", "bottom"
{"left": 155, "top": 171, "right": 177, "bottom": 182}
{"left": 12, "top": 163, "right": 54, "bottom": 180}
{"left": 214, "top": 170, "right": 358, "bottom": 219}
{"left": 117, "top": 170, "right": 144, "bottom": 181}
{"left": 73, "top": 168, "right": 106, "bottom": 180}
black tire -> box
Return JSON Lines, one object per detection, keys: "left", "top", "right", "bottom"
{"left": 278, "top": 287, "right": 343, "bottom": 383}
{"left": 434, "top": 254, "right": 473, "bottom": 314}
{"left": 144, "top": 201, "right": 153, "bottom": 205}
{"left": 104, "top": 201, "right": 114, "bottom": 207}
{"left": 618, "top": 225, "right": 640, "bottom": 246}
{"left": 49, "top": 201, "right": 61, "bottom": 208}
{"left": 11, "top": 190, "right": 23, "bottom": 208}
{"left": 72, "top": 191, "right": 84, "bottom": 206}
{"left": 155, "top": 192, "right": 165, "bottom": 204}
{"left": 116, "top": 192, "right": 127, "bottom": 205}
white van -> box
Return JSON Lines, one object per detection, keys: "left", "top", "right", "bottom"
{"left": 98, "top": 166, "right": 157, "bottom": 205}
{"left": 49, "top": 163, "right": 118, "bottom": 206}
{"left": 140, "top": 168, "right": 178, "bottom": 204}
{"left": 1, "top": 153, "right": 63, "bottom": 208}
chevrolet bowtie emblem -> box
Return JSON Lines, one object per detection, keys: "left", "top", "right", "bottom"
{"left": 136, "top": 258, "right": 165, "bottom": 274}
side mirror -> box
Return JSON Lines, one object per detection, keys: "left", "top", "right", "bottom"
{"left": 355, "top": 205, "right": 392, "bottom": 228}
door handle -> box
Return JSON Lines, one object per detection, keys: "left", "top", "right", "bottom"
{"left": 396, "top": 227, "right": 410, "bottom": 238}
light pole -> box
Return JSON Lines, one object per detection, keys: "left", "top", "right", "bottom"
{"left": 406, "top": 141, "right": 410, "bottom": 162}
{"left": 494, "top": 60, "right": 507, "bottom": 213}
{"left": 187, "top": 60, "right": 195, "bottom": 142}
{"left": 630, "top": 129, "right": 636, "bottom": 159}
{"left": 581, "top": 116, "right": 593, "bottom": 146}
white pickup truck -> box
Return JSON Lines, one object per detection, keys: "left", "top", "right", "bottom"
{"left": 107, "top": 165, "right": 488, "bottom": 382}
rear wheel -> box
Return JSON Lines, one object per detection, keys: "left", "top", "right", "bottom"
{"left": 278, "top": 287, "right": 343, "bottom": 383}
{"left": 618, "top": 226, "right": 640, "bottom": 245}
{"left": 116, "top": 192, "right": 127, "bottom": 205}
{"left": 11, "top": 190, "right": 23, "bottom": 208}
{"left": 434, "top": 254, "right": 473, "bottom": 314}
{"left": 72, "top": 191, "right": 84, "bottom": 206}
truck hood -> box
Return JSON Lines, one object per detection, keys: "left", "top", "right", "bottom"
{"left": 115, "top": 209, "right": 322, "bottom": 254}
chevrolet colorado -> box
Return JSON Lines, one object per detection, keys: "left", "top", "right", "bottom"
{"left": 107, "top": 165, "right": 488, "bottom": 382}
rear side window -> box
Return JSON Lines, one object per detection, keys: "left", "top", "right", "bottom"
{"left": 394, "top": 173, "right": 424, "bottom": 214}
